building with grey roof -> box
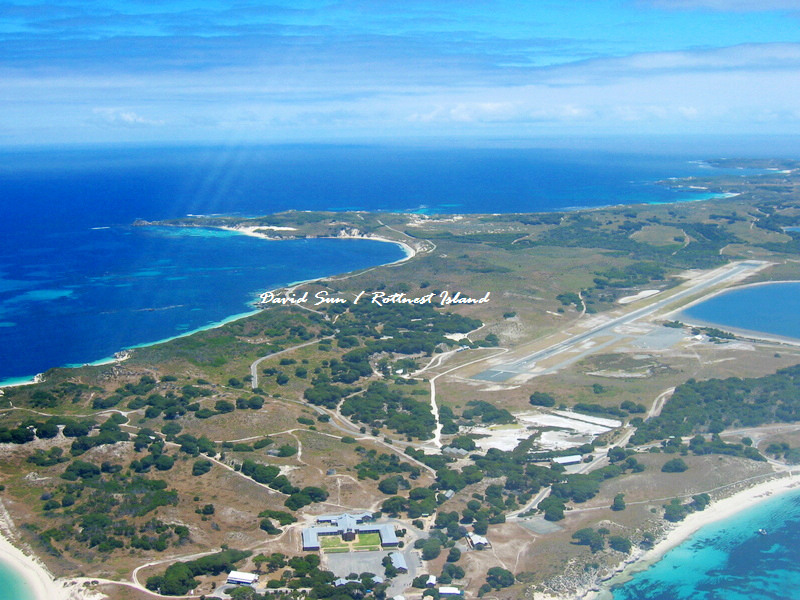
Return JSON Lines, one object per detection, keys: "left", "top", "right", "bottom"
{"left": 443, "top": 447, "right": 468, "bottom": 457}
{"left": 301, "top": 512, "right": 400, "bottom": 551}
{"left": 466, "top": 531, "right": 490, "bottom": 549}
{"left": 552, "top": 455, "right": 583, "bottom": 465}
{"left": 389, "top": 552, "right": 408, "bottom": 573}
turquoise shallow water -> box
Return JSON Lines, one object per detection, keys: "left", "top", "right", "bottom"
{"left": 681, "top": 281, "right": 800, "bottom": 341}
{"left": 0, "top": 559, "right": 35, "bottom": 600}
{"left": 622, "top": 282, "right": 800, "bottom": 598}
{"left": 611, "top": 489, "right": 800, "bottom": 599}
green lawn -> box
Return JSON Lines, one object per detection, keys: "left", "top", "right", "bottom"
{"left": 319, "top": 532, "right": 382, "bottom": 553}
{"left": 354, "top": 532, "right": 381, "bottom": 547}
{"left": 320, "top": 536, "right": 348, "bottom": 550}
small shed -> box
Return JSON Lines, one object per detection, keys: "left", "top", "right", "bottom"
{"left": 439, "top": 586, "right": 462, "bottom": 596}
{"left": 227, "top": 571, "right": 258, "bottom": 586}
{"left": 466, "top": 531, "right": 491, "bottom": 549}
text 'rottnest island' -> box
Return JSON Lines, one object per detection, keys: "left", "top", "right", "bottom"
{"left": 258, "top": 290, "right": 490, "bottom": 307}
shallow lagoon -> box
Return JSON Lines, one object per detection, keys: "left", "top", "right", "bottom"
{"left": 680, "top": 281, "right": 800, "bottom": 341}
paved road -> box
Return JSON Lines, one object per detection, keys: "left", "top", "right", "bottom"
{"left": 250, "top": 336, "right": 333, "bottom": 389}
{"left": 474, "top": 261, "right": 765, "bottom": 382}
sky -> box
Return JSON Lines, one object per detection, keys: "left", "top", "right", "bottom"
{"left": 1, "top": 0, "right": 800, "bottom": 146}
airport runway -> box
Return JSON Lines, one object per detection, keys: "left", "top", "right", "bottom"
{"left": 474, "top": 261, "right": 765, "bottom": 382}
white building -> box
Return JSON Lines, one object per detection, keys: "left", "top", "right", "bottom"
{"left": 227, "top": 571, "right": 258, "bottom": 586}
{"left": 439, "top": 586, "right": 462, "bottom": 596}
{"left": 466, "top": 531, "right": 490, "bottom": 549}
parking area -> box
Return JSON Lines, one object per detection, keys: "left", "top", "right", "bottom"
{"left": 323, "top": 549, "right": 389, "bottom": 577}
{"left": 322, "top": 548, "right": 421, "bottom": 596}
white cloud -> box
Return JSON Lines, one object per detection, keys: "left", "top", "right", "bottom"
{"left": 544, "top": 43, "right": 800, "bottom": 85}
{"left": 644, "top": 0, "right": 800, "bottom": 11}
{"left": 2, "top": 42, "right": 799, "bottom": 142}
{"left": 397, "top": 44, "right": 800, "bottom": 135}
{"left": 408, "top": 102, "right": 596, "bottom": 125}
{"left": 91, "top": 108, "right": 165, "bottom": 127}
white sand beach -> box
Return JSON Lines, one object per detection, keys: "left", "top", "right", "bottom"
{"left": 221, "top": 224, "right": 418, "bottom": 265}
{"left": 220, "top": 224, "right": 297, "bottom": 237}
{"left": 0, "top": 531, "right": 68, "bottom": 600}
{"left": 0, "top": 499, "right": 105, "bottom": 600}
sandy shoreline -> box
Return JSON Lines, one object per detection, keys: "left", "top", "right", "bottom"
{"left": 220, "top": 224, "right": 418, "bottom": 296}
{"left": 0, "top": 535, "right": 106, "bottom": 600}
{"left": 579, "top": 470, "right": 800, "bottom": 600}
{"left": 0, "top": 499, "right": 75, "bottom": 600}
{"left": 4, "top": 474, "right": 798, "bottom": 600}
{"left": 674, "top": 313, "right": 800, "bottom": 347}
{"left": 220, "top": 224, "right": 418, "bottom": 265}
{"left": 3, "top": 221, "right": 796, "bottom": 599}
{"left": 0, "top": 223, "right": 418, "bottom": 600}
{"left": 0, "top": 534, "right": 64, "bottom": 600}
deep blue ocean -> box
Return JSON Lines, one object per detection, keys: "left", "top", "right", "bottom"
{"left": 681, "top": 282, "right": 800, "bottom": 341}
{"left": 611, "top": 489, "right": 800, "bottom": 600}
{"left": 0, "top": 144, "right": 747, "bottom": 385}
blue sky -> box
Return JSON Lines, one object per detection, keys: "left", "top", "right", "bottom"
{"left": 2, "top": 0, "right": 800, "bottom": 145}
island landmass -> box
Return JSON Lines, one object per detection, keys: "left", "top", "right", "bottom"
{"left": 3, "top": 159, "right": 800, "bottom": 600}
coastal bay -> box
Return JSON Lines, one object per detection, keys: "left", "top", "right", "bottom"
{"left": 4, "top": 0, "right": 800, "bottom": 597}
{"left": 0, "top": 230, "right": 406, "bottom": 385}
{"left": 0, "top": 532, "right": 58, "bottom": 600}
{"left": 597, "top": 474, "right": 800, "bottom": 600}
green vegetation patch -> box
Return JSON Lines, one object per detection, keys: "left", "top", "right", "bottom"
{"left": 632, "top": 364, "right": 800, "bottom": 449}
{"left": 354, "top": 532, "right": 381, "bottom": 547}
{"left": 341, "top": 381, "right": 435, "bottom": 440}
{"left": 320, "top": 536, "right": 348, "bottom": 549}
{"left": 145, "top": 549, "right": 251, "bottom": 595}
